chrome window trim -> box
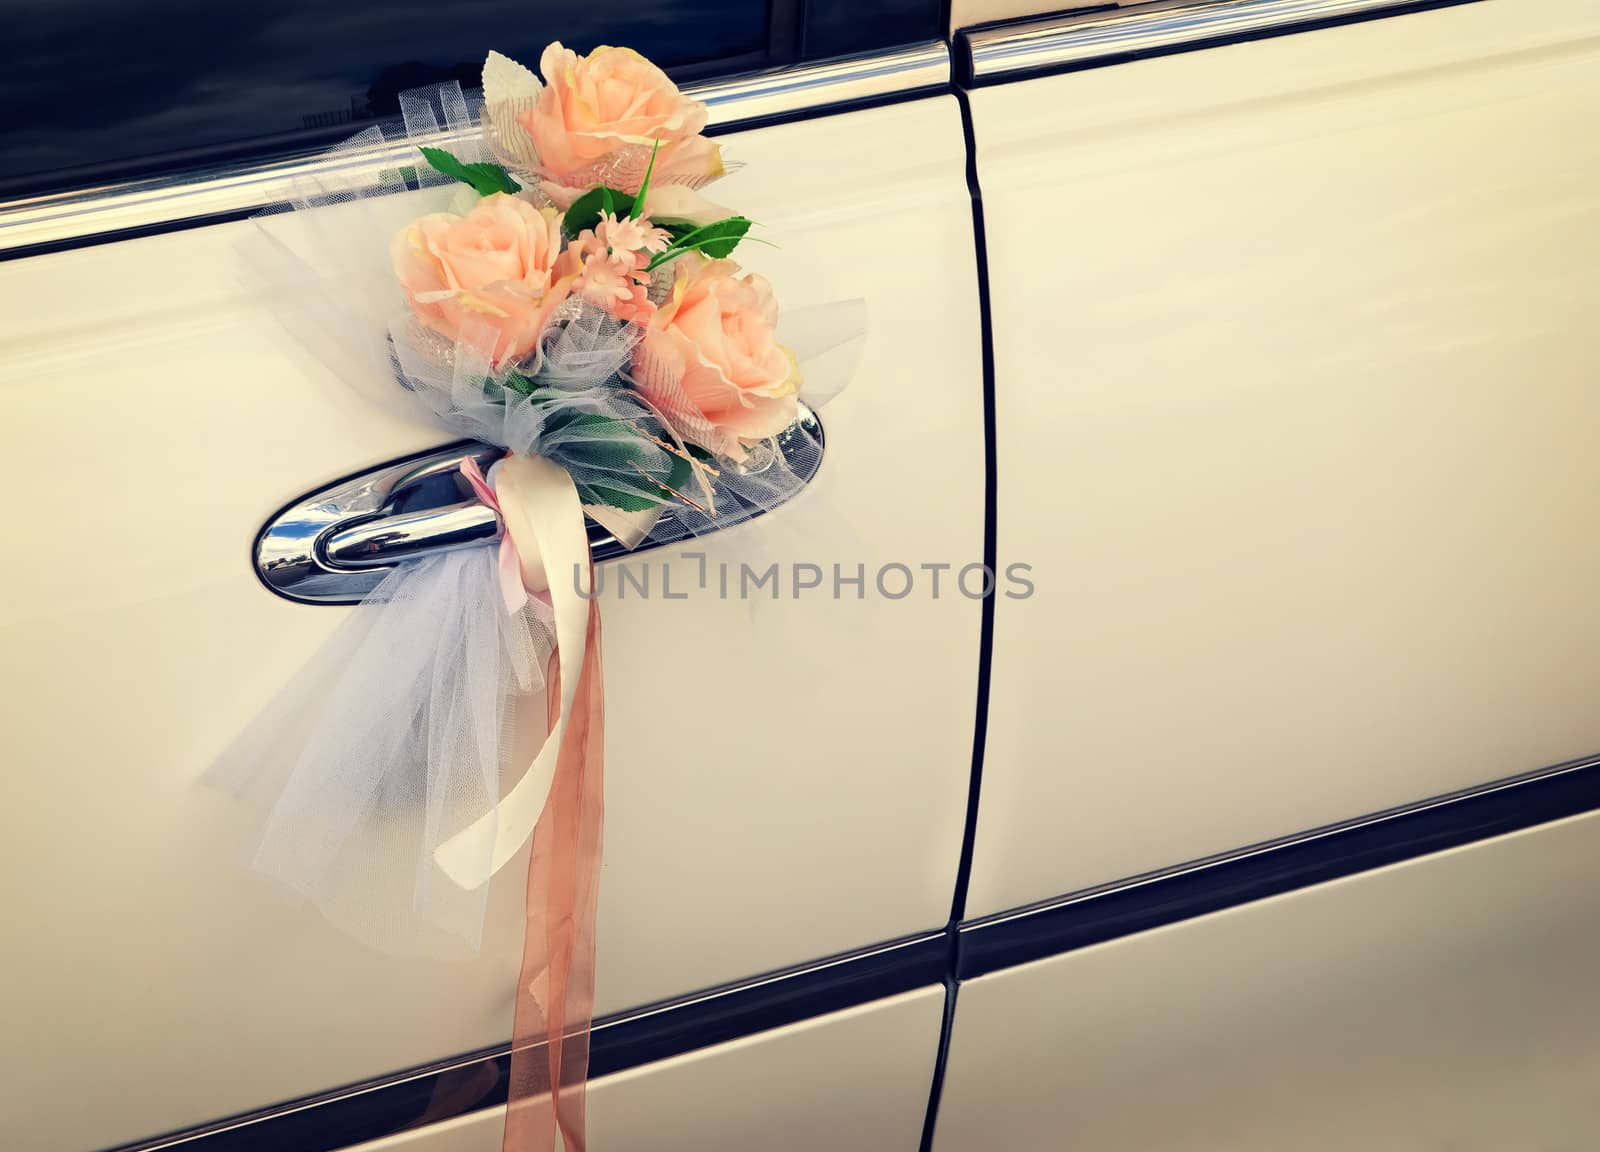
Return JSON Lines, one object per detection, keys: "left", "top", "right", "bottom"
{"left": 0, "top": 41, "right": 948, "bottom": 258}
{"left": 962, "top": 0, "right": 1485, "bottom": 82}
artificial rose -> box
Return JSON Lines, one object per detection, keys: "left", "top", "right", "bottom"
{"left": 633, "top": 256, "right": 801, "bottom": 458}
{"left": 390, "top": 193, "right": 570, "bottom": 366}
{"left": 517, "top": 42, "right": 723, "bottom": 201}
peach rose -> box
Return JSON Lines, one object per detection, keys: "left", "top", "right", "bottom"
{"left": 633, "top": 256, "right": 801, "bottom": 458}
{"left": 517, "top": 43, "right": 723, "bottom": 202}
{"left": 390, "top": 193, "right": 571, "bottom": 366}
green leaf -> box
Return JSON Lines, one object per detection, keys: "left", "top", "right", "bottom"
{"left": 562, "top": 185, "right": 636, "bottom": 238}
{"left": 545, "top": 409, "right": 641, "bottom": 440}
{"left": 664, "top": 445, "right": 694, "bottom": 495}
{"left": 418, "top": 146, "right": 520, "bottom": 196}
{"left": 630, "top": 138, "right": 661, "bottom": 220}
{"left": 684, "top": 216, "right": 753, "bottom": 259}
{"left": 562, "top": 412, "right": 703, "bottom": 511}
{"left": 643, "top": 216, "right": 753, "bottom": 271}
{"left": 489, "top": 393, "right": 705, "bottom": 512}
{"left": 577, "top": 449, "right": 694, "bottom": 513}
{"left": 575, "top": 482, "right": 661, "bottom": 513}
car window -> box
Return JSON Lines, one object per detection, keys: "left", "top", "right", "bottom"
{"left": 2, "top": 0, "right": 939, "bottom": 200}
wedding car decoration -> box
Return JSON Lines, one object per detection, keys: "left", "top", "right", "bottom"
{"left": 214, "top": 43, "right": 863, "bottom": 1152}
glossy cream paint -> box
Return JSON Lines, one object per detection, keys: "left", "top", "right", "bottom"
{"left": 0, "top": 96, "right": 982, "bottom": 1151}
{"left": 938, "top": 810, "right": 1600, "bottom": 1149}
{"left": 346, "top": 987, "right": 945, "bottom": 1152}
{"left": 971, "top": 0, "right": 1600, "bottom": 918}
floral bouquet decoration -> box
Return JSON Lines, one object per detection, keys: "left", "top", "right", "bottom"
{"left": 214, "top": 42, "right": 864, "bottom": 1152}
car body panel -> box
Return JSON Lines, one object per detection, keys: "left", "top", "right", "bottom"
{"left": 7, "top": 2, "right": 1600, "bottom": 1148}
{"left": 0, "top": 95, "right": 981, "bottom": 1152}
{"left": 970, "top": 0, "right": 1600, "bottom": 919}
{"left": 937, "top": 809, "right": 1600, "bottom": 1149}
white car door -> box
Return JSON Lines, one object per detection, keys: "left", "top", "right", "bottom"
{"left": 934, "top": 0, "right": 1600, "bottom": 1146}
{"left": 0, "top": 18, "right": 981, "bottom": 1152}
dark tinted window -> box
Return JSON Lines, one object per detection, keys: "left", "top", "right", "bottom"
{"left": 4, "top": 0, "right": 938, "bottom": 200}
{"left": 803, "top": 0, "right": 941, "bottom": 60}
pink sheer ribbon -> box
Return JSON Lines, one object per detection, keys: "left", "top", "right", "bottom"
{"left": 459, "top": 456, "right": 534, "bottom": 614}
{"left": 505, "top": 592, "right": 604, "bottom": 1152}
{"left": 457, "top": 454, "right": 606, "bottom": 1151}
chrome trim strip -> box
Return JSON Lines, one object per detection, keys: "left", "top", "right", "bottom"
{"left": 964, "top": 0, "right": 1483, "bottom": 82}
{"left": 696, "top": 39, "right": 948, "bottom": 124}
{"left": 105, "top": 931, "right": 947, "bottom": 1152}
{"left": 968, "top": 753, "right": 1600, "bottom": 933}
{"left": 0, "top": 41, "right": 948, "bottom": 258}
{"left": 957, "top": 749, "right": 1600, "bottom": 978}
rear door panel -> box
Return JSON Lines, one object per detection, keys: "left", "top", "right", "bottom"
{"left": 0, "top": 95, "right": 981, "bottom": 1151}
{"left": 969, "top": 0, "right": 1600, "bottom": 919}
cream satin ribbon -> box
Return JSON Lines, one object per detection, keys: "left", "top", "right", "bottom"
{"left": 433, "top": 453, "right": 593, "bottom": 890}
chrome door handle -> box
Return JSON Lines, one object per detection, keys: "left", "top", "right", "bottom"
{"left": 255, "top": 404, "right": 824, "bottom": 604}
{"left": 321, "top": 502, "right": 500, "bottom": 570}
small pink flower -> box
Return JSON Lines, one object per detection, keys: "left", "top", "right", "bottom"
{"left": 595, "top": 212, "right": 670, "bottom": 257}
{"left": 557, "top": 211, "right": 670, "bottom": 324}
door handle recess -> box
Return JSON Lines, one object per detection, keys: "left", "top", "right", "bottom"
{"left": 255, "top": 404, "right": 824, "bottom": 605}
